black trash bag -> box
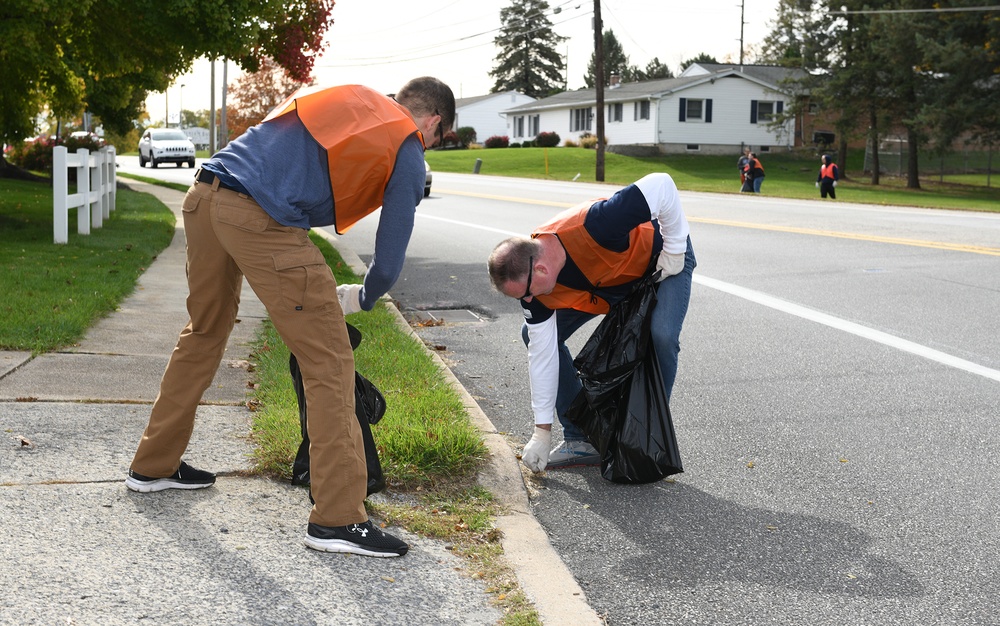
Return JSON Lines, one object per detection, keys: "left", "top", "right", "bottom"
{"left": 565, "top": 275, "right": 683, "bottom": 483}
{"left": 289, "top": 322, "right": 387, "bottom": 496}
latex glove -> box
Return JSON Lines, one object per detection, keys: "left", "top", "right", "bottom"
{"left": 521, "top": 427, "right": 552, "bottom": 472}
{"left": 816, "top": 182, "right": 820, "bottom": 188}
{"left": 655, "top": 249, "right": 685, "bottom": 282}
{"left": 336, "top": 283, "right": 363, "bottom": 315}
{"left": 833, "top": 181, "right": 837, "bottom": 187}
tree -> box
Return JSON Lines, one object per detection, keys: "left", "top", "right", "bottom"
{"left": 585, "top": 30, "right": 632, "bottom": 87}
{"left": 225, "top": 58, "right": 310, "bottom": 141}
{"left": 638, "top": 57, "right": 674, "bottom": 81}
{"left": 680, "top": 53, "right": 720, "bottom": 71}
{"left": 0, "top": 0, "right": 334, "bottom": 178}
{"left": 489, "top": 0, "right": 567, "bottom": 98}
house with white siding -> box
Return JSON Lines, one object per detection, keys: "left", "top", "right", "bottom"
{"left": 454, "top": 91, "right": 536, "bottom": 144}
{"left": 501, "top": 64, "right": 809, "bottom": 155}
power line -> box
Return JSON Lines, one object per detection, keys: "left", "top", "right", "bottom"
{"left": 831, "top": 5, "right": 999, "bottom": 14}
{"left": 318, "top": 7, "right": 591, "bottom": 68}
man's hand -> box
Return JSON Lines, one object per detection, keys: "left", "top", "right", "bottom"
{"left": 816, "top": 182, "right": 820, "bottom": 188}
{"left": 833, "top": 181, "right": 837, "bottom": 187}
{"left": 336, "top": 284, "right": 363, "bottom": 315}
{"left": 521, "top": 426, "right": 552, "bottom": 472}
{"left": 655, "top": 249, "right": 685, "bottom": 282}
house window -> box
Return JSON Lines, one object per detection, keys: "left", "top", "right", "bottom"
{"left": 513, "top": 116, "right": 524, "bottom": 138}
{"left": 571, "top": 107, "right": 592, "bottom": 132}
{"left": 686, "top": 99, "right": 703, "bottom": 120}
{"left": 686, "top": 144, "right": 700, "bottom": 151}
{"left": 529, "top": 115, "right": 540, "bottom": 137}
{"left": 608, "top": 103, "right": 623, "bottom": 123}
{"left": 808, "top": 102, "right": 819, "bottom": 115}
{"left": 679, "top": 98, "right": 713, "bottom": 123}
{"left": 634, "top": 101, "right": 650, "bottom": 120}
{"left": 750, "top": 100, "right": 783, "bottom": 124}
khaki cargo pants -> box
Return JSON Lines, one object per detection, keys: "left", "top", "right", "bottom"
{"left": 130, "top": 177, "right": 366, "bottom": 527}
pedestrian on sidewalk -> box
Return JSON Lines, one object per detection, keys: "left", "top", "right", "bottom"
{"left": 487, "top": 173, "right": 696, "bottom": 472}
{"left": 817, "top": 154, "right": 839, "bottom": 199}
{"left": 125, "top": 77, "right": 455, "bottom": 558}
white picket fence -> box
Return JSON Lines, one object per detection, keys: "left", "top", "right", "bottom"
{"left": 52, "top": 145, "right": 117, "bottom": 244}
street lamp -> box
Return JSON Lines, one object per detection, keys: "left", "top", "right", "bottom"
{"left": 179, "top": 84, "right": 185, "bottom": 129}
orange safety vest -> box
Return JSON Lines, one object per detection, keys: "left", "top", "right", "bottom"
{"left": 531, "top": 201, "right": 656, "bottom": 315}
{"left": 263, "top": 85, "right": 424, "bottom": 234}
{"left": 820, "top": 163, "right": 837, "bottom": 180}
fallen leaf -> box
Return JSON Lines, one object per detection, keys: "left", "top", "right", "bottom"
{"left": 766, "top": 525, "right": 779, "bottom": 531}
{"left": 839, "top": 458, "right": 849, "bottom": 463}
{"left": 746, "top": 461, "right": 755, "bottom": 468}
{"left": 381, "top": 576, "right": 395, "bottom": 583}
{"left": 846, "top": 573, "right": 857, "bottom": 579}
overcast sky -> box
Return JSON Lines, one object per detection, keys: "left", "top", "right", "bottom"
{"left": 146, "top": 0, "right": 780, "bottom": 124}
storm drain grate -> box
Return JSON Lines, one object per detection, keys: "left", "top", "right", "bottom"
{"left": 412, "top": 309, "right": 483, "bottom": 324}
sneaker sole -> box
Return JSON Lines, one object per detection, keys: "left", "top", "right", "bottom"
{"left": 124, "top": 477, "right": 215, "bottom": 493}
{"left": 304, "top": 536, "right": 406, "bottom": 558}
{"left": 545, "top": 457, "right": 601, "bottom": 470}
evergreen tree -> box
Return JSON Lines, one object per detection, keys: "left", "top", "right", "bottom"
{"left": 489, "top": 0, "right": 567, "bottom": 98}
{"left": 585, "top": 30, "right": 632, "bottom": 87}
{"left": 680, "top": 53, "right": 720, "bottom": 71}
{"left": 639, "top": 57, "right": 674, "bottom": 80}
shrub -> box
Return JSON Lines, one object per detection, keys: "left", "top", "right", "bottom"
{"left": 535, "top": 131, "right": 560, "bottom": 148}
{"left": 484, "top": 135, "right": 509, "bottom": 149}
{"left": 510, "top": 142, "right": 522, "bottom": 148}
{"left": 522, "top": 140, "right": 534, "bottom": 148}
{"left": 8, "top": 136, "right": 58, "bottom": 173}
{"left": 441, "top": 130, "right": 460, "bottom": 148}
{"left": 564, "top": 139, "right": 579, "bottom": 148}
{"left": 579, "top": 133, "right": 598, "bottom": 149}
{"left": 456, "top": 126, "right": 477, "bottom": 147}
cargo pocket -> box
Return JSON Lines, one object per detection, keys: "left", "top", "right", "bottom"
{"left": 181, "top": 189, "right": 205, "bottom": 213}
{"left": 273, "top": 246, "right": 335, "bottom": 312}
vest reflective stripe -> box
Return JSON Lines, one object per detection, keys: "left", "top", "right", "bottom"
{"left": 821, "top": 163, "right": 836, "bottom": 180}
{"left": 531, "top": 201, "right": 656, "bottom": 315}
{"left": 263, "top": 85, "right": 423, "bottom": 234}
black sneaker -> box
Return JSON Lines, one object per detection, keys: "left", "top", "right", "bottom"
{"left": 305, "top": 521, "right": 408, "bottom": 557}
{"left": 125, "top": 462, "right": 216, "bottom": 493}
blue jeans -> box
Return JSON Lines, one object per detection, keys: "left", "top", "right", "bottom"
{"left": 521, "top": 237, "right": 697, "bottom": 441}
{"left": 753, "top": 177, "right": 763, "bottom": 193}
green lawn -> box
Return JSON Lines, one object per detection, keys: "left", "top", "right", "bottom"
{"left": 426, "top": 147, "right": 1000, "bottom": 212}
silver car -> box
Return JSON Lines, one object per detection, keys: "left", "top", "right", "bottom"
{"left": 138, "top": 128, "right": 196, "bottom": 169}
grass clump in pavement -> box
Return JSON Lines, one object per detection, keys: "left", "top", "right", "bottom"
{"left": 0, "top": 177, "right": 174, "bottom": 353}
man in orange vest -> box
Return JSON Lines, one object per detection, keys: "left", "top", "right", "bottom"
{"left": 487, "top": 173, "right": 696, "bottom": 472}
{"left": 125, "top": 77, "right": 455, "bottom": 558}
{"left": 817, "top": 154, "right": 839, "bottom": 199}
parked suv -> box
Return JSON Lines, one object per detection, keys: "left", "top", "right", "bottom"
{"left": 138, "top": 128, "right": 196, "bottom": 168}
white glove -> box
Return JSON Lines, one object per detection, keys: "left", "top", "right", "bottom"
{"left": 521, "top": 427, "right": 552, "bottom": 472}
{"left": 816, "top": 182, "right": 820, "bottom": 188}
{"left": 655, "top": 249, "right": 685, "bottom": 282}
{"left": 833, "top": 181, "right": 837, "bottom": 187}
{"left": 336, "top": 283, "right": 363, "bottom": 315}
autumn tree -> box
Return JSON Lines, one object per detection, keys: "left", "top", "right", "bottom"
{"left": 490, "top": 0, "right": 567, "bottom": 98}
{"left": 0, "top": 0, "right": 334, "bottom": 178}
{"left": 226, "top": 58, "right": 310, "bottom": 141}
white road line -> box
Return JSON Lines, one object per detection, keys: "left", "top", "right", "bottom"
{"left": 695, "top": 274, "right": 1000, "bottom": 384}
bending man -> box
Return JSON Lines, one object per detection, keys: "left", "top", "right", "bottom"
{"left": 488, "top": 173, "right": 696, "bottom": 472}
{"left": 125, "top": 77, "right": 455, "bottom": 558}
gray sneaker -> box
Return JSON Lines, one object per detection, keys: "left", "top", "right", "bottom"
{"left": 546, "top": 440, "right": 601, "bottom": 469}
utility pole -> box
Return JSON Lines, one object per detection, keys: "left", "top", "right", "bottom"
{"left": 220, "top": 60, "right": 229, "bottom": 149}
{"left": 739, "top": 0, "right": 746, "bottom": 68}
{"left": 594, "top": 0, "right": 605, "bottom": 182}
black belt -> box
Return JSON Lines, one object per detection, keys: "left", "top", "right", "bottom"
{"left": 196, "top": 168, "right": 245, "bottom": 194}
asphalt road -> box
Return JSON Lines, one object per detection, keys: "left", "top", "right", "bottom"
{"left": 125, "top": 159, "right": 1000, "bottom": 625}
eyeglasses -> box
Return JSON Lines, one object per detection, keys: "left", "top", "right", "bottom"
{"left": 520, "top": 256, "right": 534, "bottom": 299}
{"left": 435, "top": 109, "right": 445, "bottom": 146}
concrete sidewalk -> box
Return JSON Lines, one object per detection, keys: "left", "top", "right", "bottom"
{"left": 0, "top": 179, "right": 600, "bottom": 625}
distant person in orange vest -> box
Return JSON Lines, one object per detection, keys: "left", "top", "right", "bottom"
{"left": 817, "top": 154, "right": 839, "bottom": 199}
{"left": 125, "top": 77, "right": 455, "bottom": 558}
{"left": 487, "top": 173, "right": 696, "bottom": 473}
{"left": 744, "top": 152, "right": 765, "bottom": 193}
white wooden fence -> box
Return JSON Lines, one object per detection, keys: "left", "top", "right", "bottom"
{"left": 52, "top": 145, "right": 117, "bottom": 244}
